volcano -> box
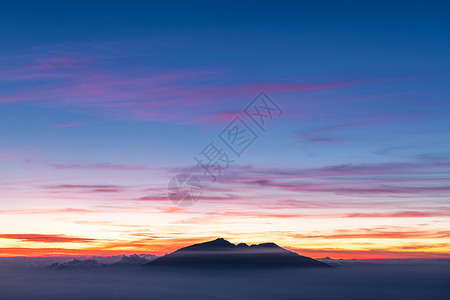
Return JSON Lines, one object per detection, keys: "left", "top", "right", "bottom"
{"left": 145, "top": 238, "right": 329, "bottom": 269}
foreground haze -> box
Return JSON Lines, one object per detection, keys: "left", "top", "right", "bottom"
{"left": 0, "top": 257, "right": 449, "bottom": 299}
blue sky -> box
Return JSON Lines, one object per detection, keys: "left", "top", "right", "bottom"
{"left": 0, "top": 0, "right": 449, "bottom": 258}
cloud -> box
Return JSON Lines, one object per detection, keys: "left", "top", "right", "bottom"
{"left": 43, "top": 184, "right": 125, "bottom": 193}
{"left": 0, "top": 247, "right": 152, "bottom": 257}
{"left": 0, "top": 208, "right": 94, "bottom": 215}
{"left": 51, "top": 121, "right": 83, "bottom": 128}
{"left": 27, "top": 56, "right": 89, "bottom": 71}
{"left": 289, "top": 228, "right": 450, "bottom": 239}
{"left": 210, "top": 209, "right": 450, "bottom": 220}
{"left": 208, "top": 159, "right": 450, "bottom": 197}
{"left": 0, "top": 50, "right": 393, "bottom": 125}
{"left": 48, "top": 163, "right": 151, "bottom": 171}
{"left": 186, "top": 111, "right": 241, "bottom": 125}
{"left": 135, "top": 195, "right": 171, "bottom": 202}
{"left": 44, "top": 184, "right": 123, "bottom": 189}
{"left": 189, "top": 159, "right": 450, "bottom": 184}
{"left": 343, "top": 211, "right": 450, "bottom": 218}
{"left": 0, "top": 234, "right": 96, "bottom": 243}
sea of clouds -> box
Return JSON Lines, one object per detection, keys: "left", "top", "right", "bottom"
{"left": 0, "top": 257, "right": 448, "bottom": 299}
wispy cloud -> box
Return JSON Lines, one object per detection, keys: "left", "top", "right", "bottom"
{"left": 0, "top": 50, "right": 396, "bottom": 125}
{"left": 211, "top": 209, "right": 450, "bottom": 219}
{"left": 290, "top": 228, "right": 450, "bottom": 239}
{"left": 44, "top": 184, "right": 124, "bottom": 190}
{"left": 186, "top": 111, "right": 241, "bottom": 125}
{"left": 0, "top": 234, "right": 96, "bottom": 243}
{"left": 48, "top": 163, "right": 152, "bottom": 171}
{"left": 0, "top": 208, "right": 94, "bottom": 215}
{"left": 51, "top": 121, "right": 83, "bottom": 128}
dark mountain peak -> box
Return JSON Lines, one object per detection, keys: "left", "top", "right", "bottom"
{"left": 212, "top": 237, "right": 228, "bottom": 244}
{"left": 178, "top": 237, "right": 235, "bottom": 252}
{"left": 251, "top": 242, "right": 282, "bottom": 249}
{"left": 200, "top": 237, "right": 233, "bottom": 247}
{"left": 146, "top": 238, "right": 330, "bottom": 269}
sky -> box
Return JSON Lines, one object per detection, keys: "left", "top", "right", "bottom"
{"left": 0, "top": 0, "right": 449, "bottom": 259}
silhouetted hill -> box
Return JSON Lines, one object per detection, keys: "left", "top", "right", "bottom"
{"left": 145, "top": 238, "right": 330, "bottom": 269}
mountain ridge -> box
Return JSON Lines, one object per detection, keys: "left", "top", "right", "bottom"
{"left": 145, "top": 238, "right": 330, "bottom": 269}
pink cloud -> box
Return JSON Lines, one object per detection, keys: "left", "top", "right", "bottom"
{"left": 28, "top": 56, "right": 89, "bottom": 71}
{"left": 1, "top": 51, "right": 392, "bottom": 124}
{"left": 345, "top": 211, "right": 450, "bottom": 218}
{"left": 185, "top": 111, "right": 241, "bottom": 124}
{"left": 45, "top": 184, "right": 123, "bottom": 189}
{"left": 0, "top": 208, "right": 94, "bottom": 214}
{"left": 51, "top": 121, "right": 83, "bottom": 128}
{"left": 48, "top": 163, "right": 152, "bottom": 171}
{"left": 237, "top": 81, "right": 364, "bottom": 92}
{"left": 212, "top": 209, "right": 450, "bottom": 219}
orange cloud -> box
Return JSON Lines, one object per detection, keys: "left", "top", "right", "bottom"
{"left": 0, "top": 234, "right": 96, "bottom": 243}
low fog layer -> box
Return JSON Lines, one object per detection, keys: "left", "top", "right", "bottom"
{"left": 0, "top": 257, "right": 449, "bottom": 299}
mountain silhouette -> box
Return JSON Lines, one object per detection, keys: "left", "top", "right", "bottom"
{"left": 145, "top": 238, "right": 330, "bottom": 268}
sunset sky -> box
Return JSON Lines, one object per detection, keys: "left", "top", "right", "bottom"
{"left": 1, "top": 1, "right": 449, "bottom": 259}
